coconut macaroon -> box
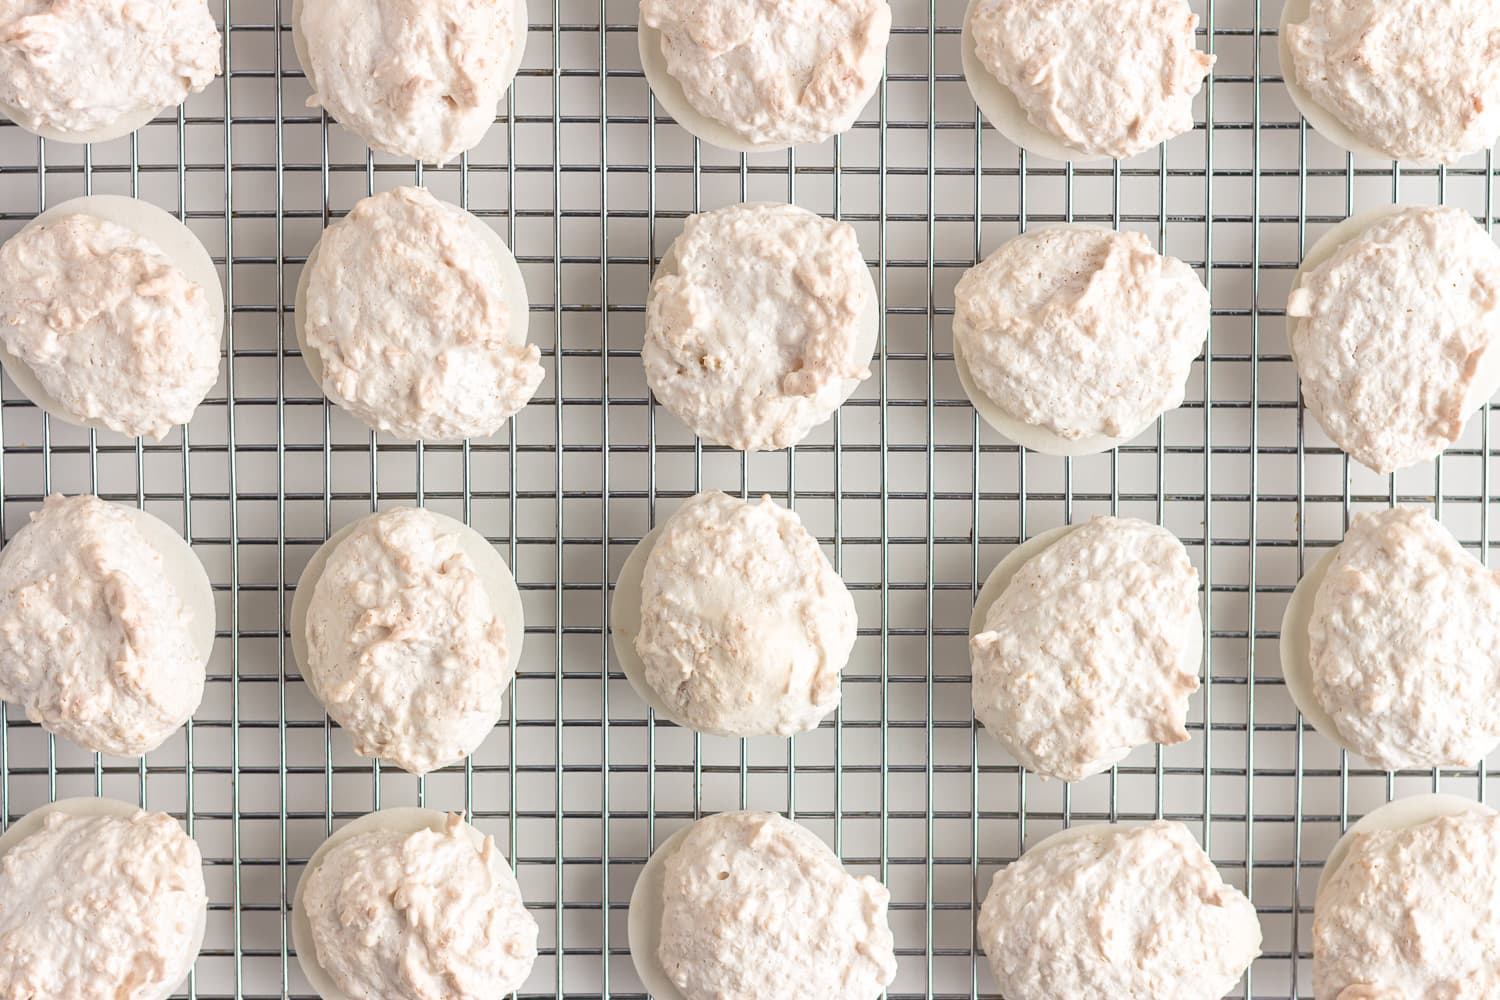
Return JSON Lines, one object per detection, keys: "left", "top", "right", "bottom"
{"left": 629, "top": 811, "right": 897, "bottom": 1000}
{"left": 1286, "top": 205, "right": 1500, "bottom": 474}
{"left": 297, "top": 186, "right": 542, "bottom": 442}
{"left": 294, "top": 810, "right": 537, "bottom": 1000}
{"left": 1315, "top": 803, "right": 1500, "bottom": 998}
{"left": 1279, "top": 507, "right": 1500, "bottom": 771}
{"left": 292, "top": 0, "right": 527, "bottom": 165}
{"left": 0, "top": 799, "right": 207, "bottom": 1000}
{"left": 638, "top": 0, "right": 890, "bottom": 151}
{"left": 953, "top": 227, "right": 1208, "bottom": 455}
{"left": 969, "top": 518, "right": 1202, "bottom": 781}
{"left": 0, "top": 0, "right": 221, "bottom": 143}
{"left": 0, "top": 194, "right": 224, "bottom": 439}
{"left": 0, "top": 495, "right": 214, "bottom": 757}
{"left": 644, "top": 203, "right": 877, "bottom": 451}
{"left": 292, "top": 507, "right": 525, "bottom": 775}
{"left": 963, "top": 0, "right": 1213, "bottom": 161}
{"left": 611, "top": 491, "right": 857, "bottom": 738}
{"left": 1282, "top": 0, "right": 1500, "bottom": 164}
{"left": 978, "top": 821, "right": 1261, "bottom": 999}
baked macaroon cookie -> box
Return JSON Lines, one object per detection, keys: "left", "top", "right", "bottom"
{"left": 969, "top": 518, "right": 1202, "bottom": 781}
{"left": 0, "top": 194, "right": 224, "bottom": 439}
{"left": 1315, "top": 795, "right": 1500, "bottom": 998}
{"left": 1282, "top": 0, "right": 1500, "bottom": 164}
{"left": 0, "top": 797, "right": 207, "bottom": 999}
{"left": 1286, "top": 205, "right": 1500, "bottom": 473}
{"left": 962, "top": 0, "right": 1213, "bottom": 162}
{"left": 1280, "top": 507, "right": 1500, "bottom": 770}
{"left": 644, "top": 202, "right": 877, "bottom": 451}
{"left": 611, "top": 491, "right": 856, "bottom": 737}
{"left": 953, "top": 226, "right": 1209, "bottom": 455}
{"left": 296, "top": 186, "right": 542, "bottom": 442}
{"left": 293, "top": 809, "right": 537, "bottom": 1000}
{"left": 292, "top": 507, "right": 524, "bottom": 775}
{"left": 0, "top": 494, "right": 214, "bottom": 757}
{"left": 638, "top": 0, "right": 890, "bottom": 152}
{"left": 292, "top": 0, "right": 527, "bottom": 165}
{"left": 629, "top": 811, "right": 897, "bottom": 1000}
{"left": 978, "top": 821, "right": 1261, "bottom": 999}
{"left": 0, "top": 0, "right": 220, "bottom": 143}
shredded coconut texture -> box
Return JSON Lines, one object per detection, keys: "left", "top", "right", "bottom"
{"left": 305, "top": 508, "right": 512, "bottom": 774}
{"left": 1308, "top": 507, "right": 1500, "bottom": 770}
{"left": 971, "top": 517, "right": 1201, "bottom": 781}
{"left": 0, "top": 0, "right": 220, "bottom": 137}
{"left": 658, "top": 811, "right": 897, "bottom": 1000}
{"left": 978, "top": 821, "right": 1261, "bottom": 1000}
{"left": 300, "top": 0, "right": 516, "bottom": 165}
{"left": 1287, "top": 206, "right": 1500, "bottom": 473}
{"left": 303, "top": 814, "right": 538, "bottom": 999}
{"left": 641, "top": 0, "right": 889, "bottom": 146}
{"left": 645, "top": 203, "right": 873, "bottom": 451}
{"left": 304, "top": 186, "right": 542, "bottom": 441}
{"left": 954, "top": 228, "right": 1208, "bottom": 440}
{"left": 0, "top": 810, "right": 206, "bottom": 998}
{"left": 0, "top": 212, "right": 221, "bottom": 439}
{"left": 636, "top": 491, "right": 856, "bottom": 737}
{"left": 1287, "top": 0, "right": 1500, "bottom": 164}
{"left": 1316, "top": 812, "right": 1500, "bottom": 999}
{"left": 0, "top": 494, "right": 204, "bottom": 756}
{"left": 969, "top": 0, "right": 1213, "bottom": 159}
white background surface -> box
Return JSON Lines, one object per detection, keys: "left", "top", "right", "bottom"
{"left": 0, "top": 1, "right": 1497, "bottom": 997}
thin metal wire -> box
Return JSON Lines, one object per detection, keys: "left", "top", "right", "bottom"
{"left": 0, "top": 2, "right": 1498, "bottom": 998}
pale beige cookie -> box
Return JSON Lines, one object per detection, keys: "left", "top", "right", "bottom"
{"left": 0, "top": 797, "right": 207, "bottom": 1000}
{"left": 1279, "top": 507, "right": 1500, "bottom": 770}
{"left": 1282, "top": 0, "right": 1500, "bottom": 165}
{"left": 638, "top": 0, "right": 890, "bottom": 152}
{"left": 628, "top": 811, "right": 896, "bottom": 1000}
{"left": 293, "top": 809, "right": 537, "bottom": 1000}
{"left": 0, "top": 194, "right": 224, "bottom": 439}
{"left": 953, "top": 226, "right": 1208, "bottom": 455}
{"left": 296, "top": 186, "right": 540, "bottom": 442}
{"left": 978, "top": 820, "right": 1260, "bottom": 1000}
{"left": 0, "top": 0, "right": 220, "bottom": 143}
{"left": 292, "top": 0, "right": 527, "bottom": 165}
{"left": 611, "top": 491, "right": 856, "bottom": 738}
{"left": 0, "top": 494, "right": 214, "bottom": 757}
{"left": 969, "top": 517, "right": 1202, "bottom": 781}
{"left": 962, "top": 0, "right": 1213, "bottom": 161}
{"left": 644, "top": 202, "right": 877, "bottom": 451}
{"left": 1315, "top": 801, "right": 1500, "bottom": 999}
{"left": 1285, "top": 205, "right": 1500, "bottom": 473}
{"left": 291, "top": 507, "right": 525, "bottom": 775}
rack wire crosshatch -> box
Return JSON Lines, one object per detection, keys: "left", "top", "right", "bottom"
{"left": 0, "top": 1, "right": 1497, "bottom": 997}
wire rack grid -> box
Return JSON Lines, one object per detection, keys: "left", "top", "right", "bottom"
{"left": 0, "top": 0, "right": 1498, "bottom": 997}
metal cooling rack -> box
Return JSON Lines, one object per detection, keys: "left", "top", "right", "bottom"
{"left": 0, "top": 0, "right": 1497, "bottom": 997}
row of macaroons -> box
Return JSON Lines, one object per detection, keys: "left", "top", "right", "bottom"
{"left": 4, "top": 0, "right": 1492, "bottom": 171}
{"left": 3, "top": 790, "right": 1494, "bottom": 999}
{"left": 3, "top": 184, "right": 1494, "bottom": 478}
{"left": 0, "top": 486, "right": 1490, "bottom": 784}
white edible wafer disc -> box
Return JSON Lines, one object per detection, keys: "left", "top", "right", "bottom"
{"left": 1277, "top": 0, "right": 1409, "bottom": 163}
{"left": 0, "top": 796, "right": 208, "bottom": 1000}
{"left": 290, "top": 0, "right": 528, "bottom": 162}
{"left": 291, "top": 808, "right": 500, "bottom": 1000}
{"left": 1316, "top": 793, "right": 1498, "bottom": 903}
{"left": 959, "top": 0, "right": 1114, "bottom": 164}
{"left": 293, "top": 193, "right": 531, "bottom": 443}
{"left": 0, "top": 194, "right": 224, "bottom": 436}
{"left": 644, "top": 206, "right": 880, "bottom": 450}
{"left": 289, "top": 509, "right": 525, "bottom": 713}
{"left": 953, "top": 223, "right": 1186, "bottom": 455}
